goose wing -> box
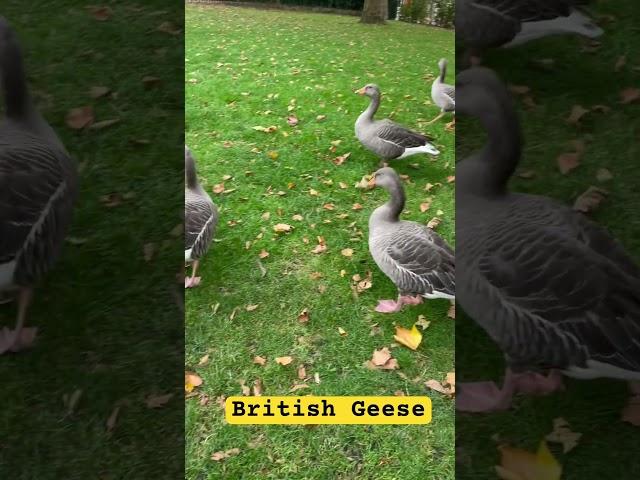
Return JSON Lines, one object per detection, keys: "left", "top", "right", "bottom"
{"left": 0, "top": 134, "right": 77, "bottom": 285}
{"left": 375, "top": 120, "right": 432, "bottom": 149}
{"left": 461, "top": 199, "right": 640, "bottom": 375}
{"left": 382, "top": 222, "right": 455, "bottom": 297}
{"left": 185, "top": 194, "right": 217, "bottom": 260}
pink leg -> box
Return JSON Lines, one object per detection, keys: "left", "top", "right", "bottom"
{"left": 456, "top": 369, "right": 564, "bottom": 413}
{"left": 0, "top": 288, "right": 36, "bottom": 355}
{"left": 185, "top": 260, "right": 202, "bottom": 289}
{"left": 399, "top": 295, "right": 423, "bottom": 306}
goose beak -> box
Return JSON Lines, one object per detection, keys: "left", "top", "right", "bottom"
{"left": 355, "top": 87, "right": 366, "bottom": 95}
{"left": 367, "top": 176, "right": 376, "bottom": 188}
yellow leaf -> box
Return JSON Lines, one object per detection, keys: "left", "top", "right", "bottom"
{"left": 338, "top": 327, "right": 347, "bottom": 336}
{"left": 185, "top": 372, "right": 203, "bottom": 393}
{"left": 393, "top": 324, "right": 422, "bottom": 350}
{"left": 496, "top": 441, "right": 562, "bottom": 480}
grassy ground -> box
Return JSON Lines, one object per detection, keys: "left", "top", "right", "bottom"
{"left": 0, "top": 2, "right": 184, "bottom": 478}
{"left": 186, "top": 6, "right": 454, "bottom": 479}
{"left": 456, "top": 1, "right": 640, "bottom": 478}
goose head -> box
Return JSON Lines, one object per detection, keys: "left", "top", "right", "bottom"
{"left": 438, "top": 58, "right": 447, "bottom": 71}
{"left": 355, "top": 83, "right": 381, "bottom": 99}
{"left": 371, "top": 166, "right": 401, "bottom": 190}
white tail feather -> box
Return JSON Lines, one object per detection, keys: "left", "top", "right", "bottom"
{"left": 399, "top": 144, "right": 440, "bottom": 158}
{"left": 504, "top": 10, "right": 603, "bottom": 48}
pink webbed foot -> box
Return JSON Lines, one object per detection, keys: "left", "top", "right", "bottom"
{"left": 184, "top": 276, "right": 202, "bottom": 289}
{"left": 456, "top": 369, "right": 564, "bottom": 413}
{"left": 375, "top": 300, "right": 402, "bottom": 313}
{"left": 0, "top": 327, "right": 38, "bottom": 355}
{"left": 399, "top": 295, "right": 423, "bottom": 306}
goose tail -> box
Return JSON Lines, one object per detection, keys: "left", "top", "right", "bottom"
{"left": 399, "top": 143, "right": 440, "bottom": 158}
{"left": 504, "top": 9, "right": 603, "bottom": 48}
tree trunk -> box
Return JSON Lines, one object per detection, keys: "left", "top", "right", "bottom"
{"left": 361, "top": 0, "right": 388, "bottom": 24}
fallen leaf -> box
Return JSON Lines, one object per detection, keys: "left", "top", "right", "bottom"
{"left": 290, "top": 383, "right": 309, "bottom": 392}
{"left": 143, "top": 243, "right": 155, "bottom": 262}
{"left": 258, "top": 249, "right": 270, "bottom": 259}
{"left": 212, "top": 183, "right": 225, "bottom": 194}
{"left": 341, "top": 248, "right": 354, "bottom": 257}
{"left": 253, "top": 125, "right": 278, "bottom": 133}
{"left": 89, "top": 86, "right": 111, "bottom": 98}
{"left": 415, "top": 315, "right": 431, "bottom": 330}
{"left": 297, "top": 365, "right": 306, "bottom": 380}
{"left": 275, "top": 356, "right": 293, "bottom": 366}
{"left": 185, "top": 372, "right": 203, "bottom": 393}
{"left": 287, "top": 115, "right": 298, "bottom": 126}
{"left": 253, "top": 379, "right": 263, "bottom": 396}
{"left": 446, "top": 175, "right": 455, "bottom": 183}
{"left": 106, "top": 405, "right": 120, "bottom": 432}
{"left": 352, "top": 203, "right": 363, "bottom": 210}
{"left": 545, "top": 417, "right": 582, "bottom": 453}
{"left": 267, "top": 151, "right": 279, "bottom": 160}
{"left": 338, "top": 326, "right": 347, "bottom": 336}
{"left": 557, "top": 152, "right": 581, "bottom": 175}
{"left": 495, "top": 441, "right": 562, "bottom": 480}
{"left": 447, "top": 303, "right": 455, "bottom": 319}
{"left": 198, "top": 354, "right": 210, "bottom": 366}
{"left": 142, "top": 76, "right": 161, "bottom": 89}
{"left": 620, "top": 88, "right": 640, "bottom": 104}
{"left": 367, "top": 347, "right": 399, "bottom": 370}
{"left": 573, "top": 186, "right": 607, "bottom": 213}
{"left": 508, "top": 84, "right": 531, "bottom": 95}
{"left": 333, "top": 152, "right": 351, "bottom": 165}
{"left": 63, "top": 389, "right": 83, "bottom": 415}
{"left": 157, "top": 21, "right": 182, "bottom": 36}
{"left": 419, "top": 202, "right": 431, "bottom": 213}
{"left": 596, "top": 168, "right": 613, "bottom": 182}
{"left": 292, "top": 214, "right": 304, "bottom": 221}
{"left": 65, "top": 106, "right": 94, "bottom": 129}
{"left": 273, "top": 223, "right": 293, "bottom": 233}
{"left": 427, "top": 217, "right": 441, "bottom": 230}
{"left": 425, "top": 379, "right": 451, "bottom": 396}
{"left": 393, "top": 324, "right": 422, "bottom": 350}
{"left": 297, "top": 309, "right": 310, "bottom": 323}
{"left": 316, "top": 114, "right": 326, "bottom": 121}
{"left": 211, "top": 448, "right": 241, "bottom": 462}
{"left": 253, "top": 355, "right": 267, "bottom": 366}
{"left": 566, "top": 105, "right": 590, "bottom": 124}
{"left": 246, "top": 304, "right": 259, "bottom": 312}
{"left": 145, "top": 393, "right": 174, "bottom": 409}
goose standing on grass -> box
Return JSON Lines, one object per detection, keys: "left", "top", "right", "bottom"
{"left": 369, "top": 167, "right": 454, "bottom": 313}
{"left": 456, "top": 66, "right": 640, "bottom": 413}
{"left": 456, "top": 0, "right": 603, "bottom": 64}
{"left": 0, "top": 17, "right": 78, "bottom": 354}
{"left": 184, "top": 146, "right": 217, "bottom": 289}
{"left": 427, "top": 58, "right": 455, "bottom": 130}
{"left": 355, "top": 84, "right": 440, "bottom": 166}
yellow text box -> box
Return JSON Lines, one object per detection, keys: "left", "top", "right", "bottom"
{"left": 225, "top": 396, "right": 431, "bottom": 424}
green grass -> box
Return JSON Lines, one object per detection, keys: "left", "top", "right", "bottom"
{"left": 0, "top": 2, "right": 184, "bottom": 478}
{"left": 456, "top": 1, "right": 640, "bottom": 478}
{"left": 186, "top": 5, "right": 454, "bottom": 479}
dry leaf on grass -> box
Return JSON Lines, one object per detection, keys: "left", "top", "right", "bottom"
{"left": 573, "top": 186, "right": 607, "bottom": 213}
{"left": 447, "top": 303, "right": 455, "bottom": 319}
{"left": 495, "top": 441, "right": 562, "bottom": 480}
{"left": 63, "top": 389, "right": 83, "bottom": 415}
{"left": 366, "top": 347, "right": 399, "bottom": 370}
{"left": 545, "top": 417, "right": 581, "bottom": 453}
{"left": 145, "top": 393, "right": 174, "bottom": 409}
{"left": 415, "top": 315, "right": 431, "bottom": 330}
{"left": 198, "top": 354, "right": 210, "bottom": 366}
{"left": 185, "top": 372, "right": 203, "bottom": 393}
{"left": 297, "top": 308, "right": 310, "bottom": 323}
{"left": 425, "top": 371, "right": 456, "bottom": 397}
{"left": 106, "top": 405, "right": 120, "bottom": 432}
{"left": 246, "top": 304, "right": 259, "bottom": 312}
{"left": 66, "top": 106, "right": 94, "bottom": 129}
{"left": 394, "top": 324, "right": 422, "bottom": 350}
{"left": 297, "top": 365, "right": 307, "bottom": 380}
{"left": 253, "top": 379, "right": 263, "bottom": 396}
{"left": 253, "top": 355, "right": 267, "bottom": 366}
{"left": 427, "top": 217, "right": 441, "bottom": 230}
{"left": 620, "top": 87, "right": 640, "bottom": 104}
{"left": 557, "top": 152, "right": 581, "bottom": 175}
{"left": 338, "top": 326, "right": 347, "bottom": 336}
{"left": 89, "top": 86, "right": 111, "bottom": 98}
{"left": 341, "top": 248, "right": 354, "bottom": 257}
{"left": 275, "top": 356, "right": 293, "bottom": 366}
{"left": 273, "top": 223, "right": 293, "bottom": 233}
{"left": 211, "top": 448, "right": 241, "bottom": 462}
{"left": 566, "top": 105, "right": 590, "bottom": 124}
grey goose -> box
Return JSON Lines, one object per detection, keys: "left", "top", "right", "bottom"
{"left": 455, "top": 66, "right": 640, "bottom": 412}
{"left": 427, "top": 58, "right": 455, "bottom": 130}
{"left": 0, "top": 17, "right": 78, "bottom": 354}
{"left": 369, "top": 167, "right": 454, "bottom": 313}
{"left": 355, "top": 84, "right": 439, "bottom": 166}
{"left": 456, "top": 0, "right": 603, "bottom": 63}
{"left": 184, "top": 146, "right": 217, "bottom": 288}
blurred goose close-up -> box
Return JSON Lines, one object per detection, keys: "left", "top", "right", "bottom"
{"left": 184, "top": 146, "right": 218, "bottom": 289}
{"left": 355, "top": 84, "right": 440, "bottom": 166}
{"left": 0, "top": 16, "right": 78, "bottom": 354}
{"left": 455, "top": 66, "right": 640, "bottom": 413}
{"left": 456, "top": 0, "right": 603, "bottom": 63}
{"left": 369, "top": 167, "right": 455, "bottom": 313}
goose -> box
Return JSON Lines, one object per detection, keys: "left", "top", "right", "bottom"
{"left": 355, "top": 84, "right": 440, "bottom": 166}
{"left": 427, "top": 58, "right": 455, "bottom": 130}
{"left": 455, "top": 66, "right": 640, "bottom": 413}
{"left": 456, "top": 0, "right": 603, "bottom": 64}
{"left": 184, "top": 146, "right": 217, "bottom": 289}
{"left": 0, "top": 17, "right": 78, "bottom": 354}
{"left": 369, "top": 167, "right": 454, "bottom": 313}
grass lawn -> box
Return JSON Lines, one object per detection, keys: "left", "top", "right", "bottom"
{"left": 186, "top": 5, "right": 455, "bottom": 479}
{"left": 456, "top": 1, "right": 640, "bottom": 477}
{"left": 0, "top": 1, "right": 184, "bottom": 478}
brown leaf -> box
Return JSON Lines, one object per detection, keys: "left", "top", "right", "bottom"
{"left": 447, "top": 303, "right": 455, "bottom": 319}
{"left": 66, "top": 106, "right": 94, "bottom": 129}
{"left": 545, "top": 417, "right": 582, "bottom": 453}
{"left": 566, "top": 105, "right": 590, "bottom": 124}
{"left": 273, "top": 223, "right": 293, "bottom": 233}
{"left": 290, "top": 383, "right": 310, "bottom": 392}
{"left": 198, "top": 354, "right": 210, "bottom": 366}
{"left": 446, "top": 175, "right": 455, "bottom": 183}
{"left": 275, "top": 356, "right": 293, "bottom": 366}
{"left": 287, "top": 115, "right": 298, "bottom": 126}
{"left": 89, "top": 86, "right": 111, "bottom": 98}
{"left": 419, "top": 201, "right": 431, "bottom": 213}
{"left": 341, "top": 248, "right": 354, "bottom": 257}
{"left": 253, "top": 355, "right": 267, "bottom": 366}
{"left": 297, "top": 309, "right": 310, "bottom": 324}
{"left": 253, "top": 379, "right": 263, "bottom": 396}
{"left": 157, "top": 21, "right": 182, "bottom": 36}
{"left": 145, "top": 393, "right": 174, "bottom": 409}
{"left": 573, "top": 186, "right": 607, "bottom": 213}
{"left": 185, "top": 372, "right": 203, "bottom": 393}
{"left": 596, "top": 168, "right": 613, "bottom": 182}
{"left": 508, "top": 84, "right": 531, "bottom": 95}
{"left": 620, "top": 88, "right": 640, "bottom": 104}
{"left": 246, "top": 304, "right": 259, "bottom": 312}
{"left": 211, "top": 448, "right": 241, "bottom": 462}
{"left": 427, "top": 217, "right": 441, "bottom": 230}
{"left": 258, "top": 249, "right": 270, "bottom": 259}
{"left": 297, "top": 365, "right": 307, "bottom": 380}
{"left": 557, "top": 152, "right": 581, "bottom": 175}
{"left": 333, "top": 152, "right": 351, "bottom": 165}
{"left": 106, "top": 405, "right": 120, "bottom": 432}
{"left": 212, "top": 183, "right": 225, "bottom": 194}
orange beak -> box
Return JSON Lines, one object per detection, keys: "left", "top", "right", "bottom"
{"left": 355, "top": 87, "right": 366, "bottom": 95}
{"left": 367, "top": 176, "right": 376, "bottom": 188}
